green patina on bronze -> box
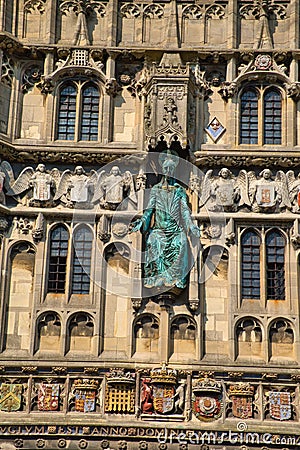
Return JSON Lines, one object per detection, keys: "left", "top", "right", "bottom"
{"left": 131, "top": 156, "right": 200, "bottom": 290}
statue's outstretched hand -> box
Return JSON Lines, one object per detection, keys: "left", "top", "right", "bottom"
{"left": 129, "top": 219, "right": 143, "bottom": 233}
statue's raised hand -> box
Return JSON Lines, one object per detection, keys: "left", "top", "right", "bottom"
{"left": 129, "top": 219, "right": 143, "bottom": 233}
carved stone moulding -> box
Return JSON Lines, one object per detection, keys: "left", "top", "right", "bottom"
{"left": 0, "top": 144, "right": 121, "bottom": 165}
{"left": 194, "top": 154, "right": 300, "bottom": 169}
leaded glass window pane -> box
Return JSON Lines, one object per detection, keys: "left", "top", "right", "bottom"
{"left": 57, "top": 84, "right": 77, "bottom": 141}
{"left": 266, "top": 230, "right": 285, "bottom": 299}
{"left": 71, "top": 227, "right": 93, "bottom": 294}
{"left": 241, "top": 230, "right": 261, "bottom": 299}
{"left": 240, "top": 90, "right": 258, "bottom": 144}
{"left": 264, "top": 89, "right": 282, "bottom": 145}
{"left": 48, "top": 225, "right": 69, "bottom": 293}
{"left": 80, "top": 84, "right": 99, "bottom": 141}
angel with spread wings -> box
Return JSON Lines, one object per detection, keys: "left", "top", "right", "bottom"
{"left": 200, "top": 168, "right": 251, "bottom": 212}
{"left": 92, "top": 166, "right": 137, "bottom": 210}
{"left": 5, "top": 163, "right": 60, "bottom": 206}
{"left": 281, "top": 170, "right": 300, "bottom": 213}
{"left": 54, "top": 166, "right": 97, "bottom": 207}
{"left": 248, "top": 169, "right": 291, "bottom": 212}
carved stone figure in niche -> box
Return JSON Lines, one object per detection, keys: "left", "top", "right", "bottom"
{"left": 171, "top": 381, "right": 185, "bottom": 414}
{"left": 130, "top": 154, "right": 200, "bottom": 290}
{"left": 54, "top": 166, "right": 97, "bottom": 208}
{"left": 248, "top": 169, "right": 291, "bottom": 213}
{"left": 5, "top": 163, "right": 59, "bottom": 206}
{"left": 200, "top": 168, "right": 250, "bottom": 212}
{"left": 93, "top": 166, "right": 137, "bottom": 210}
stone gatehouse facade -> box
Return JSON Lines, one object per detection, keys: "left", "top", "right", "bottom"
{"left": 0, "top": 0, "right": 300, "bottom": 449}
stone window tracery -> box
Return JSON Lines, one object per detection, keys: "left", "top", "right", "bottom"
{"left": 239, "top": 86, "right": 282, "bottom": 145}
{"left": 47, "top": 224, "right": 94, "bottom": 296}
{"left": 57, "top": 81, "right": 100, "bottom": 142}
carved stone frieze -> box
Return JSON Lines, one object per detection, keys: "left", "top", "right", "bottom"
{"left": 24, "top": 0, "right": 46, "bottom": 13}
{"left": 0, "top": 144, "right": 120, "bottom": 165}
{"left": 120, "top": 3, "right": 141, "bottom": 18}
{"left": 59, "top": 0, "right": 106, "bottom": 16}
{"left": 239, "top": 0, "right": 288, "bottom": 20}
{"left": 195, "top": 154, "right": 300, "bottom": 169}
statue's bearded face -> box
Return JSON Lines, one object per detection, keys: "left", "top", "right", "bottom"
{"left": 162, "top": 160, "right": 176, "bottom": 177}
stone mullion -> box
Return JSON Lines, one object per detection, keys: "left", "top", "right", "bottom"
{"left": 227, "top": 218, "right": 237, "bottom": 362}
{"left": 261, "top": 226, "right": 267, "bottom": 307}
{"left": 103, "top": 55, "right": 116, "bottom": 143}
{"left": 289, "top": 0, "right": 298, "bottom": 49}
{"left": 0, "top": 0, "right": 5, "bottom": 31}
{"left": 17, "top": 0, "right": 25, "bottom": 39}
{"left": 10, "top": 64, "right": 22, "bottom": 140}
{"left": 106, "top": 0, "right": 119, "bottom": 47}
{"left": 159, "top": 305, "right": 170, "bottom": 363}
{"left": 227, "top": 0, "right": 237, "bottom": 49}
{"left": 225, "top": 56, "right": 237, "bottom": 147}
{"left": 30, "top": 238, "right": 48, "bottom": 356}
{"left": 286, "top": 95, "right": 295, "bottom": 147}
{"left": 45, "top": 0, "right": 58, "bottom": 44}
{"left": 0, "top": 236, "right": 9, "bottom": 352}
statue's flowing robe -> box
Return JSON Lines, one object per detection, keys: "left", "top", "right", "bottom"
{"left": 141, "top": 182, "right": 194, "bottom": 289}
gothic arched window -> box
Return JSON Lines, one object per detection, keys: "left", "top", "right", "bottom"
{"left": 71, "top": 226, "right": 93, "bottom": 294}
{"left": 57, "top": 81, "right": 100, "bottom": 142}
{"left": 239, "top": 86, "right": 283, "bottom": 145}
{"left": 48, "top": 225, "right": 69, "bottom": 293}
{"left": 241, "top": 227, "right": 286, "bottom": 302}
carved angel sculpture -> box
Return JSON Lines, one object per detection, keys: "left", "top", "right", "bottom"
{"left": 54, "top": 166, "right": 97, "bottom": 207}
{"left": 200, "top": 168, "right": 251, "bottom": 212}
{"left": 0, "top": 160, "right": 16, "bottom": 204}
{"left": 5, "top": 163, "right": 59, "bottom": 206}
{"left": 284, "top": 170, "right": 300, "bottom": 213}
{"left": 93, "top": 166, "right": 137, "bottom": 210}
{"left": 248, "top": 169, "right": 291, "bottom": 212}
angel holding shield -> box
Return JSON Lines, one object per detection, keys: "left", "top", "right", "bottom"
{"left": 54, "top": 165, "right": 96, "bottom": 207}
{"left": 93, "top": 165, "right": 137, "bottom": 210}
